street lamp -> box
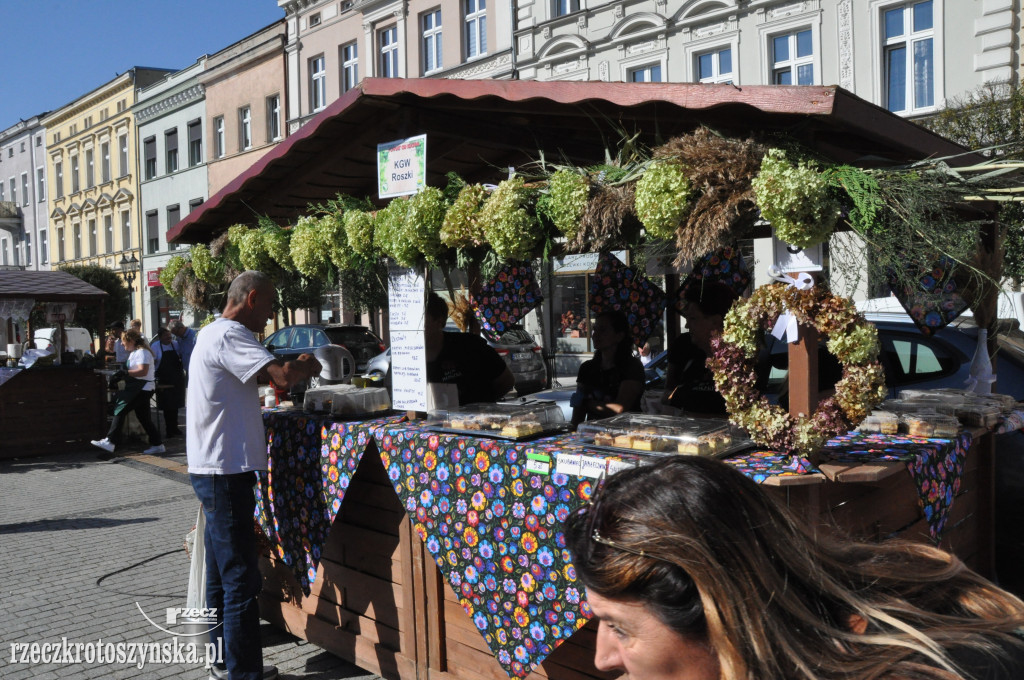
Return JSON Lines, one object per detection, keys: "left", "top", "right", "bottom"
{"left": 120, "top": 253, "right": 139, "bottom": 320}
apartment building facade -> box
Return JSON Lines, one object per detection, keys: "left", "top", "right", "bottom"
{"left": 40, "top": 67, "right": 173, "bottom": 326}
{"left": 134, "top": 59, "right": 209, "bottom": 332}
{"left": 202, "top": 21, "right": 289, "bottom": 196}
{"left": 0, "top": 116, "right": 48, "bottom": 271}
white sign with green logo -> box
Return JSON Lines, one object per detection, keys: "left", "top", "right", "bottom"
{"left": 377, "top": 134, "right": 427, "bottom": 199}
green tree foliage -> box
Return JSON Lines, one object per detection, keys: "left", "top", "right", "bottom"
{"left": 53, "top": 264, "right": 131, "bottom": 342}
{"left": 922, "top": 81, "right": 1024, "bottom": 285}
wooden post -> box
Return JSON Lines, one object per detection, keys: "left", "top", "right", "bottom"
{"left": 787, "top": 271, "right": 821, "bottom": 466}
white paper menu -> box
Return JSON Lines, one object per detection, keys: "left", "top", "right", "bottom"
{"left": 387, "top": 263, "right": 427, "bottom": 411}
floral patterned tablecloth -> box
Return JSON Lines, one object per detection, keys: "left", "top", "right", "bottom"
{"left": 823, "top": 430, "right": 973, "bottom": 543}
{"left": 254, "top": 408, "right": 406, "bottom": 595}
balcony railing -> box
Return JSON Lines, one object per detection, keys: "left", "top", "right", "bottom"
{"left": 0, "top": 201, "right": 18, "bottom": 219}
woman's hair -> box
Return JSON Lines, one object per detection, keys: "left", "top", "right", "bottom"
{"left": 682, "top": 280, "right": 739, "bottom": 319}
{"left": 425, "top": 291, "right": 450, "bottom": 323}
{"left": 565, "top": 456, "right": 1024, "bottom": 680}
{"left": 594, "top": 309, "right": 635, "bottom": 366}
{"left": 122, "top": 329, "right": 153, "bottom": 357}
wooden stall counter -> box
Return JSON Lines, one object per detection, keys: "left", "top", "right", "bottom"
{"left": 0, "top": 365, "right": 106, "bottom": 459}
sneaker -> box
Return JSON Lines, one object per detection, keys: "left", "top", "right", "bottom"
{"left": 143, "top": 444, "right": 166, "bottom": 454}
{"left": 90, "top": 438, "right": 115, "bottom": 453}
{"left": 208, "top": 663, "right": 278, "bottom": 680}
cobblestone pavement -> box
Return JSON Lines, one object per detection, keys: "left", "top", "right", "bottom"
{"left": 0, "top": 426, "right": 382, "bottom": 680}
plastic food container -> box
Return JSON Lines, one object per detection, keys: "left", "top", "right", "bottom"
{"left": 428, "top": 401, "right": 566, "bottom": 440}
{"left": 901, "top": 413, "right": 961, "bottom": 438}
{"left": 577, "top": 413, "right": 747, "bottom": 457}
{"left": 954, "top": 403, "right": 1002, "bottom": 428}
{"left": 856, "top": 410, "right": 899, "bottom": 435}
{"left": 303, "top": 384, "right": 392, "bottom": 417}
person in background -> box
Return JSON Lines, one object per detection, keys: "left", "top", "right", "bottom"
{"left": 661, "top": 282, "right": 739, "bottom": 416}
{"left": 187, "top": 271, "right": 321, "bottom": 680}
{"left": 639, "top": 340, "right": 656, "bottom": 367}
{"left": 152, "top": 327, "right": 185, "bottom": 437}
{"left": 570, "top": 309, "right": 645, "bottom": 428}
{"left": 168, "top": 318, "right": 197, "bottom": 380}
{"left": 566, "top": 456, "right": 1024, "bottom": 680}
{"left": 90, "top": 329, "right": 164, "bottom": 455}
{"left": 424, "top": 291, "right": 514, "bottom": 405}
{"left": 131, "top": 318, "right": 142, "bottom": 334}
{"left": 103, "top": 321, "right": 127, "bottom": 363}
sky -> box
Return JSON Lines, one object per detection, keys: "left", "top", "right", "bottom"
{"left": 0, "top": 0, "right": 286, "bottom": 130}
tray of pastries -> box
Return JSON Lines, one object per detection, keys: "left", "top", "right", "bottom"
{"left": 303, "top": 384, "right": 392, "bottom": 418}
{"left": 427, "top": 401, "right": 567, "bottom": 441}
{"left": 576, "top": 413, "right": 752, "bottom": 458}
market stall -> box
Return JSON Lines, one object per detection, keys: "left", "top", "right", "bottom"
{"left": 165, "top": 79, "right": 1016, "bottom": 680}
{"left": 0, "top": 270, "right": 108, "bottom": 458}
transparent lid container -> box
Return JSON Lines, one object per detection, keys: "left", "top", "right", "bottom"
{"left": 855, "top": 410, "right": 899, "bottom": 434}
{"left": 429, "top": 401, "right": 566, "bottom": 437}
{"left": 881, "top": 398, "right": 938, "bottom": 416}
{"left": 954, "top": 403, "right": 1002, "bottom": 428}
{"left": 901, "top": 413, "right": 961, "bottom": 438}
{"left": 578, "top": 413, "right": 743, "bottom": 456}
{"left": 303, "top": 384, "right": 392, "bottom": 417}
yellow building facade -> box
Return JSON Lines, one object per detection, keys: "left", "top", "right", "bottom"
{"left": 40, "top": 67, "right": 171, "bottom": 322}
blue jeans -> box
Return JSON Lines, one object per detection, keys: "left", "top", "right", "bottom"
{"left": 191, "top": 472, "right": 263, "bottom": 680}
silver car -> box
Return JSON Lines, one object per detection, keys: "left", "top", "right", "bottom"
{"left": 487, "top": 325, "right": 547, "bottom": 396}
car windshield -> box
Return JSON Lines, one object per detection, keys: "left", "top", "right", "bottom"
{"left": 496, "top": 328, "right": 534, "bottom": 345}
{"left": 325, "top": 328, "right": 378, "bottom": 346}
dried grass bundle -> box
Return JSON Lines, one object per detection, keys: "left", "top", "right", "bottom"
{"left": 570, "top": 182, "right": 642, "bottom": 253}
{"left": 653, "top": 128, "right": 766, "bottom": 268}
{"left": 449, "top": 293, "right": 478, "bottom": 332}
{"left": 175, "top": 267, "right": 218, "bottom": 311}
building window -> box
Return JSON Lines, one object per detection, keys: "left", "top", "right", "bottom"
{"left": 119, "top": 133, "right": 129, "bottom": 178}
{"left": 101, "top": 141, "right": 111, "bottom": 183}
{"left": 465, "top": 0, "right": 487, "bottom": 59}
{"left": 882, "top": 0, "right": 935, "bottom": 113}
{"left": 165, "top": 128, "right": 178, "bottom": 173}
{"left": 120, "top": 209, "right": 131, "bottom": 249}
{"left": 9, "top": 177, "right": 16, "bottom": 205}
{"left": 187, "top": 119, "right": 202, "bottom": 166}
{"left": 36, "top": 167, "right": 45, "bottom": 201}
{"left": 24, "top": 232, "right": 31, "bottom": 267}
{"left": 57, "top": 227, "right": 65, "bottom": 262}
{"left": 85, "top": 148, "right": 95, "bottom": 188}
{"left": 341, "top": 42, "right": 359, "bottom": 92}
{"left": 146, "top": 210, "right": 159, "bottom": 254}
{"left": 696, "top": 47, "right": 733, "bottom": 84}
{"left": 71, "top": 155, "right": 80, "bottom": 193}
{"left": 189, "top": 198, "right": 204, "bottom": 213}
{"left": 629, "top": 64, "right": 662, "bottom": 82}
{"left": 21, "top": 173, "right": 28, "bottom": 206}
{"left": 214, "top": 117, "right": 225, "bottom": 158}
{"left": 771, "top": 29, "right": 814, "bottom": 85}
{"left": 0, "top": 183, "right": 4, "bottom": 201}
{"left": 423, "top": 10, "right": 443, "bottom": 74}
{"left": 104, "top": 214, "right": 114, "bottom": 252}
{"left": 238, "top": 107, "right": 252, "bottom": 150}
{"left": 308, "top": 12, "right": 321, "bottom": 27}
{"left": 88, "top": 218, "right": 97, "bottom": 256}
{"left": 166, "top": 204, "right": 181, "bottom": 250}
{"left": 73, "top": 223, "right": 81, "bottom": 260}
{"left": 553, "top": 0, "right": 579, "bottom": 17}
{"left": 143, "top": 136, "right": 157, "bottom": 179}
{"left": 379, "top": 26, "right": 399, "bottom": 77}
{"left": 266, "top": 95, "right": 282, "bottom": 142}
{"left": 39, "top": 229, "right": 47, "bottom": 264}
{"left": 55, "top": 160, "right": 63, "bottom": 198}
{"left": 310, "top": 55, "right": 327, "bottom": 111}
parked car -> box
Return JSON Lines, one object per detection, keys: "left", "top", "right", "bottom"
{"left": 263, "top": 323, "right": 386, "bottom": 391}
{"left": 34, "top": 327, "right": 94, "bottom": 357}
{"left": 489, "top": 325, "right": 547, "bottom": 396}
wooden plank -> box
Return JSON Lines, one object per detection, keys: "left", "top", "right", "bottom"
{"left": 424, "top": 544, "right": 448, "bottom": 672}
{"left": 818, "top": 461, "right": 905, "bottom": 483}
{"left": 398, "top": 504, "right": 420, "bottom": 676}
{"left": 759, "top": 472, "right": 825, "bottom": 486}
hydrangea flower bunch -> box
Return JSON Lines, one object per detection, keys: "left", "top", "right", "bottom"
{"left": 374, "top": 198, "right": 419, "bottom": 267}
{"left": 189, "top": 244, "right": 220, "bottom": 284}
{"left": 406, "top": 186, "right": 447, "bottom": 263}
{"left": 634, "top": 159, "right": 692, "bottom": 241}
{"left": 751, "top": 149, "right": 840, "bottom": 248}
{"left": 236, "top": 227, "right": 273, "bottom": 272}
{"left": 546, "top": 169, "right": 589, "bottom": 240}
{"left": 478, "top": 177, "right": 540, "bottom": 261}
{"left": 344, "top": 209, "right": 375, "bottom": 256}
{"left": 290, "top": 215, "right": 333, "bottom": 278}
{"left": 261, "top": 223, "right": 293, "bottom": 271}
{"left": 707, "top": 282, "right": 887, "bottom": 456}
{"left": 160, "top": 255, "right": 187, "bottom": 293}
{"left": 441, "top": 183, "right": 488, "bottom": 249}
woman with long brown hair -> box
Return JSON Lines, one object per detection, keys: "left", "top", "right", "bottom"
{"left": 565, "top": 456, "right": 1024, "bottom": 680}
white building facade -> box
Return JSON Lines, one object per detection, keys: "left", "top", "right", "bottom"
{"left": 134, "top": 59, "right": 209, "bottom": 332}
{"left": 0, "top": 116, "right": 49, "bottom": 271}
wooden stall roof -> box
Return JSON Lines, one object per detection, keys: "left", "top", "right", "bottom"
{"left": 169, "top": 78, "right": 973, "bottom": 245}
{"left": 0, "top": 270, "right": 108, "bottom": 302}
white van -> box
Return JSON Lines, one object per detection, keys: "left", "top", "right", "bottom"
{"left": 34, "top": 327, "right": 94, "bottom": 356}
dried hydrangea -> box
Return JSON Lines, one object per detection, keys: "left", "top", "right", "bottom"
{"left": 236, "top": 228, "right": 273, "bottom": 272}
{"left": 406, "top": 186, "right": 446, "bottom": 263}
{"left": 752, "top": 149, "right": 840, "bottom": 248}
{"left": 190, "top": 244, "right": 220, "bottom": 284}
{"left": 290, "top": 215, "right": 333, "bottom": 278}
{"left": 344, "top": 209, "right": 375, "bottom": 256}
{"left": 634, "top": 159, "right": 692, "bottom": 241}
{"left": 160, "top": 255, "right": 187, "bottom": 295}
{"left": 478, "top": 177, "right": 540, "bottom": 261}
{"left": 441, "top": 183, "right": 488, "bottom": 249}
{"left": 546, "top": 169, "right": 590, "bottom": 240}
{"left": 826, "top": 322, "right": 879, "bottom": 365}
{"left": 374, "top": 198, "right": 419, "bottom": 267}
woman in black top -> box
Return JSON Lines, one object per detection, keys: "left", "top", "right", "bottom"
{"left": 571, "top": 310, "right": 645, "bottom": 428}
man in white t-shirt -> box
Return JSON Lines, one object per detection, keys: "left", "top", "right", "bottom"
{"left": 187, "top": 271, "right": 320, "bottom": 680}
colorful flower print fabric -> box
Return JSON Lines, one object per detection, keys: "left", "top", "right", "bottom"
{"left": 588, "top": 251, "right": 667, "bottom": 347}
{"left": 472, "top": 261, "right": 543, "bottom": 342}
